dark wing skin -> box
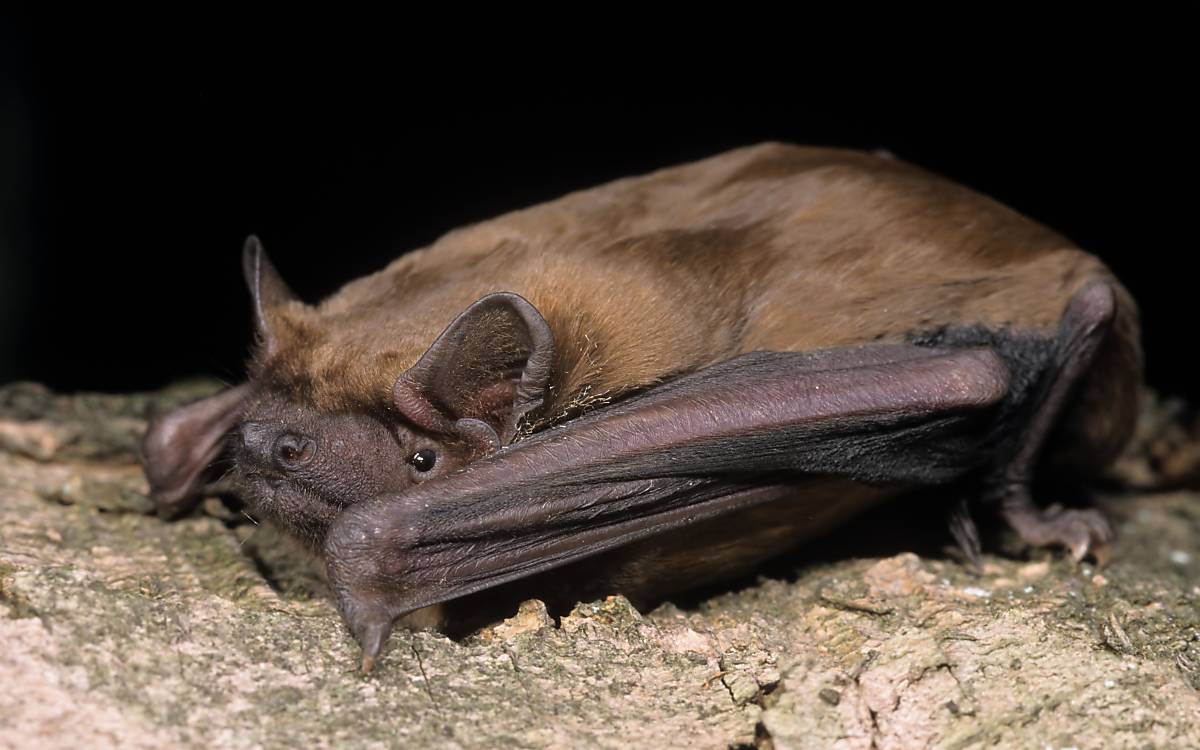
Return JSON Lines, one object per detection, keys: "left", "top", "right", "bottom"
{"left": 323, "top": 344, "right": 1013, "bottom": 669}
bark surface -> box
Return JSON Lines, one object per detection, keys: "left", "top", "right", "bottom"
{"left": 2, "top": 381, "right": 1198, "bottom": 749}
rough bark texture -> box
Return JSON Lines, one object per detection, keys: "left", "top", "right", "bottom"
{"left": 2, "top": 381, "right": 1199, "bottom": 749}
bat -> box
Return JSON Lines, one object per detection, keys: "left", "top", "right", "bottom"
{"left": 141, "top": 143, "right": 1143, "bottom": 671}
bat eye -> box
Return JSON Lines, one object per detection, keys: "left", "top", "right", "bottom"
{"left": 410, "top": 449, "right": 437, "bottom": 472}
{"left": 273, "top": 433, "right": 316, "bottom": 468}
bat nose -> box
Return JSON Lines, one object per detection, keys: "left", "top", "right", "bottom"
{"left": 238, "top": 421, "right": 276, "bottom": 454}
{"left": 238, "top": 422, "right": 317, "bottom": 471}
{"left": 272, "top": 432, "right": 317, "bottom": 469}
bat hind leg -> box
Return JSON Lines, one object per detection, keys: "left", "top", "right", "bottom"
{"left": 994, "top": 279, "right": 1119, "bottom": 562}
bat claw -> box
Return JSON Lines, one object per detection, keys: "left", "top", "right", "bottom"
{"left": 354, "top": 616, "right": 394, "bottom": 675}
{"left": 1001, "top": 492, "right": 1114, "bottom": 566}
{"left": 326, "top": 505, "right": 410, "bottom": 673}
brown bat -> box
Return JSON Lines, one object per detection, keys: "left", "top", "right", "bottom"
{"left": 142, "top": 143, "right": 1142, "bottom": 672}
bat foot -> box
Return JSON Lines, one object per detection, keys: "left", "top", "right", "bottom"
{"left": 1000, "top": 494, "right": 1114, "bottom": 565}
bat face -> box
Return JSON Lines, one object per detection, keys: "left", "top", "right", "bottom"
{"left": 231, "top": 393, "right": 477, "bottom": 550}
{"left": 145, "top": 238, "right": 557, "bottom": 546}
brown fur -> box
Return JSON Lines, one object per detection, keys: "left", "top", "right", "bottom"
{"left": 251, "top": 143, "right": 1141, "bottom": 471}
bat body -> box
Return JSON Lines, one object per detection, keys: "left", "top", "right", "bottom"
{"left": 142, "top": 143, "right": 1142, "bottom": 669}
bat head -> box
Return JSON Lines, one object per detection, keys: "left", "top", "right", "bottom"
{"left": 142, "top": 237, "right": 555, "bottom": 550}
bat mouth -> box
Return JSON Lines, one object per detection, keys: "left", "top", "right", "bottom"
{"left": 239, "top": 468, "right": 356, "bottom": 517}
{"left": 239, "top": 466, "right": 288, "bottom": 484}
{"left": 236, "top": 474, "right": 344, "bottom": 550}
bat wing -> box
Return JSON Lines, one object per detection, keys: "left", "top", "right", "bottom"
{"left": 324, "top": 344, "right": 1013, "bottom": 668}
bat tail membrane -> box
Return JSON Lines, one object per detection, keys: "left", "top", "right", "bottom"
{"left": 326, "top": 344, "right": 1014, "bottom": 666}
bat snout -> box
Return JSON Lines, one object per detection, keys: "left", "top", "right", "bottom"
{"left": 237, "top": 421, "right": 317, "bottom": 472}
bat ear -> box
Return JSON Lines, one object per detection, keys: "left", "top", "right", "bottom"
{"left": 242, "top": 235, "right": 298, "bottom": 357}
{"left": 393, "top": 292, "right": 555, "bottom": 447}
{"left": 141, "top": 384, "right": 252, "bottom": 518}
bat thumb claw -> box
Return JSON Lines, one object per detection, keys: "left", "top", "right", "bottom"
{"left": 356, "top": 618, "right": 393, "bottom": 675}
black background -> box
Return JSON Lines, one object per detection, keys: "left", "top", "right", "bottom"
{"left": 2, "top": 25, "right": 1194, "bottom": 401}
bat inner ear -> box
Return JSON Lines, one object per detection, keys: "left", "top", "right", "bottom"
{"left": 392, "top": 292, "right": 555, "bottom": 445}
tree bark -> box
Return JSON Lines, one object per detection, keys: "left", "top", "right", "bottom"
{"left": 2, "top": 381, "right": 1198, "bottom": 749}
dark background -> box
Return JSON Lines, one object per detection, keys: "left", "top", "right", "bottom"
{"left": 3, "top": 27, "right": 1194, "bottom": 400}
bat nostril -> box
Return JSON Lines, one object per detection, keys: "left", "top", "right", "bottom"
{"left": 273, "top": 433, "right": 317, "bottom": 469}
{"left": 238, "top": 421, "right": 273, "bottom": 452}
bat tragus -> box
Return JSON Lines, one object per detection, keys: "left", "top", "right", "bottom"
{"left": 142, "top": 143, "right": 1142, "bottom": 672}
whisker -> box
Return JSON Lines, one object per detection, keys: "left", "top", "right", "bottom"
{"left": 239, "top": 527, "right": 257, "bottom": 548}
